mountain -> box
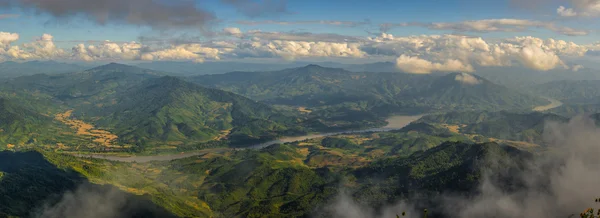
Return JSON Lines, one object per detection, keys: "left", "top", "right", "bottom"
{"left": 419, "top": 111, "right": 568, "bottom": 144}
{"left": 0, "top": 61, "right": 87, "bottom": 79}
{"left": 0, "top": 98, "right": 80, "bottom": 147}
{"left": 190, "top": 65, "right": 548, "bottom": 114}
{"left": 136, "top": 61, "right": 307, "bottom": 75}
{"left": 415, "top": 73, "right": 549, "bottom": 111}
{"left": 0, "top": 151, "right": 176, "bottom": 217}
{"left": 532, "top": 80, "right": 600, "bottom": 104}
{"left": 94, "top": 76, "right": 306, "bottom": 147}
{"left": 0, "top": 63, "right": 311, "bottom": 151}
{"left": 473, "top": 66, "right": 600, "bottom": 89}
{"left": 44, "top": 139, "right": 530, "bottom": 217}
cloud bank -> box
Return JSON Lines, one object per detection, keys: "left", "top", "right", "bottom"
{"left": 380, "top": 19, "right": 589, "bottom": 36}
{"left": 1, "top": 30, "right": 599, "bottom": 74}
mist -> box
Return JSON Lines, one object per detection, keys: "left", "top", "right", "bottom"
{"left": 323, "top": 115, "right": 600, "bottom": 218}
{"left": 34, "top": 183, "right": 175, "bottom": 218}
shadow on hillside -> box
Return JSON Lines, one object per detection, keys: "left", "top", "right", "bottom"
{"left": 0, "top": 151, "right": 176, "bottom": 218}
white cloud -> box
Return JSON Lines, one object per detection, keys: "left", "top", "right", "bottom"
{"left": 0, "top": 33, "right": 65, "bottom": 60}
{"left": 72, "top": 41, "right": 143, "bottom": 61}
{"left": 0, "top": 32, "right": 19, "bottom": 49}
{"left": 0, "top": 30, "right": 597, "bottom": 73}
{"left": 366, "top": 33, "right": 588, "bottom": 73}
{"left": 557, "top": 6, "right": 578, "bottom": 17}
{"left": 381, "top": 19, "right": 589, "bottom": 36}
{"left": 222, "top": 27, "right": 243, "bottom": 38}
{"left": 514, "top": 45, "right": 564, "bottom": 71}
{"left": 557, "top": 0, "right": 600, "bottom": 17}
{"left": 396, "top": 55, "right": 474, "bottom": 74}
{"left": 141, "top": 44, "right": 220, "bottom": 63}
{"left": 455, "top": 73, "right": 482, "bottom": 85}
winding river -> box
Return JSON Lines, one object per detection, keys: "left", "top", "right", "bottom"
{"left": 533, "top": 97, "right": 563, "bottom": 112}
{"left": 73, "top": 114, "right": 424, "bottom": 163}
{"left": 73, "top": 97, "right": 564, "bottom": 163}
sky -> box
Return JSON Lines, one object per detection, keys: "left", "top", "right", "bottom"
{"left": 1, "top": 0, "right": 600, "bottom": 73}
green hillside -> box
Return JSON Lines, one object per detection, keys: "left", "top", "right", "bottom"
{"left": 532, "top": 80, "right": 600, "bottom": 104}
{"left": 191, "top": 65, "right": 548, "bottom": 114}
{"left": 0, "top": 151, "right": 176, "bottom": 218}
{"left": 0, "top": 64, "right": 316, "bottom": 151}
{"left": 0, "top": 98, "right": 85, "bottom": 148}
{"left": 38, "top": 138, "right": 528, "bottom": 217}
{"left": 94, "top": 76, "right": 307, "bottom": 148}
{"left": 419, "top": 111, "right": 568, "bottom": 144}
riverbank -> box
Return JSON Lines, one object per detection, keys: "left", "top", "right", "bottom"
{"left": 533, "top": 98, "right": 563, "bottom": 112}
{"left": 71, "top": 114, "right": 424, "bottom": 163}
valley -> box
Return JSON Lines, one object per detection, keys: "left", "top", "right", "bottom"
{"left": 0, "top": 62, "right": 596, "bottom": 218}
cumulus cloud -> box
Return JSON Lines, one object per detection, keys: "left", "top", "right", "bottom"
{"left": 380, "top": 19, "right": 589, "bottom": 36}
{"left": 2, "top": 30, "right": 598, "bottom": 70}
{"left": 455, "top": 73, "right": 482, "bottom": 85}
{"left": 557, "top": 0, "right": 600, "bottom": 17}
{"left": 233, "top": 40, "right": 366, "bottom": 60}
{"left": 0, "top": 33, "right": 66, "bottom": 60}
{"left": 396, "top": 55, "right": 474, "bottom": 74}
{"left": 367, "top": 33, "right": 587, "bottom": 72}
{"left": 72, "top": 41, "right": 143, "bottom": 61}
{"left": 245, "top": 30, "right": 364, "bottom": 43}
{"left": 220, "top": 0, "right": 288, "bottom": 17}
{"left": 71, "top": 40, "right": 221, "bottom": 62}
{"left": 0, "top": 0, "right": 216, "bottom": 29}
{"left": 141, "top": 44, "right": 220, "bottom": 63}
{"left": 222, "top": 27, "right": 243, "bottom": 38}
{"left": 557, "top": 6, "right": 578, "bottom": 17}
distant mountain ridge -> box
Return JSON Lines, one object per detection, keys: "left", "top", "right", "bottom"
{"left": 191, "top": 64, "right": 548, "bottom": 113}
{"left": 0, "top": 61, "right": 88, "bottom": 78}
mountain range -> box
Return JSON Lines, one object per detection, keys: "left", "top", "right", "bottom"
{"left": 191, "top": 64, "right": 548, "bottom": 113}
{"left": 0, "top": 62, "right": 555, "bottom": 152}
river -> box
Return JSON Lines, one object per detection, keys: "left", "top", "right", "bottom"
{"left": 71, "top": 98, "right": 562, "bottom": 163}
{"left": 73, "top": 114, "right": 424, "bottom": 163}
{"left": 533, "top": 98, "right": 563, "bottom": 112}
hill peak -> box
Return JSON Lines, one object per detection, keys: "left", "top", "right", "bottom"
{"left": 294, "top": 64, "right": 347, "bottom": 73}
{"left": 90, "top": 62, "right": 139, "bottom": 71}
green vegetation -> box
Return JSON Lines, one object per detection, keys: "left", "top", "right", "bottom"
{"left": 532, "top": 80, "right": 600, "bottom": 104}
{"left": 0, "top": 98, "right": 87, "bottom": 148}
{"left": 419, "top": 111, "right": 568, "bottom": 144}
{"left": 0, "top": 64, "right": 313, "bottom": 152}
{"left": 0, "top": 151, "right": 176, "bottom": 217}
{"left": 0, "top": 63, "right": 553, "bottom": 153}
{"left": 28, "top": 123, "right": 520, "bottom": 217}
{"left": 192, "top": 65, "right": 547, "bottom": 116}
{"left": 94, "top": 76, "right": 307, "bottom": 148}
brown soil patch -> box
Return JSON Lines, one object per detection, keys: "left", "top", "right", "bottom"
{"left": 442, "top": 124, "right": 461, "bottom": 133}
{"left": 55, "top": 110, "right": 119, "bottom": 147}
{"left": 213, "top": 129, "right": 232, "bottom": 141}
{"left": 298, "top": 107, "right": 312, "bottom": 114}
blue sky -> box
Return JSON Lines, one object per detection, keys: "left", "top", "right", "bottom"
{"left": 1, "top": 0, "right": 594, "bottom": 44}
{"left": 0, "top": 0, "right": 599, "bottom": 73}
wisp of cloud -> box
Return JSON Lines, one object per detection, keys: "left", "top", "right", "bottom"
{"left": 323, "top": 114, "right": 600, "bottom": 218}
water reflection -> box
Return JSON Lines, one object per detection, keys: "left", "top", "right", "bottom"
{"left": 73, "top": 114, "right": 424, "bottom": 163}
